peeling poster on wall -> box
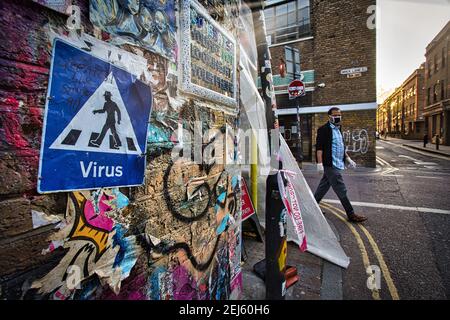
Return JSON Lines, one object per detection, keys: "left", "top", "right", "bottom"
{"left": 89, "top": 0, "right": 177, "bottom": 62}
{"left": 32, "top": 0, "right": 71, "bottom": 14}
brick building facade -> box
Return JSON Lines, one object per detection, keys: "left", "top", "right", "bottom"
{"left": 378, "top": 21, "right": 449, "bottom": 145}
{"left": 377, "top": 64, "right": 426, "bottom": 140}
{"left": 423, "top": 21, "right": 450, "bottom": 145}
{"left": 261, "top": 0, "right": 377, "bottom": 167}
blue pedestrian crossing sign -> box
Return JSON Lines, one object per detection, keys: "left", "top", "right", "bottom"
{"left": 38, "top": 39, "right": 152, "bottom": 193}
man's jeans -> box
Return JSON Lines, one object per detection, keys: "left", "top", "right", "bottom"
{"left": 314, "top": 166, "right": 354, "bottom": 217}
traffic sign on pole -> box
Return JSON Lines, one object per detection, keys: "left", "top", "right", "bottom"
{"left": 288, "top": 79, "right": 305, "bottom": 100}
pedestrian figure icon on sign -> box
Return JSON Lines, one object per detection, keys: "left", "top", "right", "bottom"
{"left": 90, "top": 91, "right": 122, "bottom": 149}
{"left": 50, "top": 72, "right": 141, "bottom": 155}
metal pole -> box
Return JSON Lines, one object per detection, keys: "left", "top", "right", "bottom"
{"left": 251, "top": 1, "right": 286, "bottom": 300}
{"left": 250, "top": 132, "right": 258, "bottom": 213}
{"left": 296, "top": 96, "right": 303, "bottom": 165}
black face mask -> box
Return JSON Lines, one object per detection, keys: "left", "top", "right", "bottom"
{"left": 330, "top": 116, "right": 341, "bottom": 125}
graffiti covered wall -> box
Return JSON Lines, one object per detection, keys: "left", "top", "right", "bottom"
{"left": 0, "top": 0, "right": 243, "bottom": 300}
{"left": 312, "top": 110, "right": 376, "bottom": 167}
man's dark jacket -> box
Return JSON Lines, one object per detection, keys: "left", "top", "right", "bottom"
{"left": 315, "top": 122, "right": 346, "bottom": 167}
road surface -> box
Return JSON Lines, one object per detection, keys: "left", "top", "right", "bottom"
{"left": 303, "top": 139, "right": 450, "bottom": 300}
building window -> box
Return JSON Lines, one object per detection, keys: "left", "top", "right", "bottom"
{"left": 284, "top": 46, "right": 301, "bottom": 79}
{"left": 264, "top": 0, "right": 311, "bottom": 45}
{"left": 427, "top": 87, "right": 431, "bottom": 105}
{"left": 441, "top": 80, "right": 445, "bottom": 100}
{"left": 432, "top": 115, "right": 436, "bottom": 136}
{"left": 433, "top": 83, "right": 439, "bottom": 102}
{"left": 442, "top": 47, "right": 446, "bottom": 68}
{"left": 434, "top": 54, "right": 438, "bottom": 72}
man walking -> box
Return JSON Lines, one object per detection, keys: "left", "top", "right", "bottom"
{"left": 314, "top": 107, "right": 367, "bottom": 223}
{"left": 90, "top": 91, "right": 121, "bottom": 149}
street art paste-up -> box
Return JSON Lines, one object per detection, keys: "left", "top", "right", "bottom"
{"left": 37, "top": 38, "right": 152, "bottom": 193}
{"left": 240, "top": 177, "right": 256, "bottom": 221}
{"left": 31, "top": 189, "right": 139, "bottom": 299}
{"left": 140, "top": 116, "right": 242, "bottom": 300}
{"left": 180, "top": 0, "right": 237, "bottom": 110}
{"left": 140, "top": 167, "right": 241, "bottom": 300}
{"left": 32, "top": 0, "right": 71, "bottom": 14}
{"left": 3, "top": 0, "right": 243, "bottom": 301}
{"left": 44, "top": 32, "right": 154, "bottom": 86}
{"left": 89, "top": 0, "right": 177, "bottom": 62}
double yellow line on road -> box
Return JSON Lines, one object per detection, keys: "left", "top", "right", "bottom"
{"left": 321, "top": 202, "right": 400, "bottom": 300}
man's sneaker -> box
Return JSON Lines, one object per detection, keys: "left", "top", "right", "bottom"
{"left": 348, "top": 213, "right": 367, "bottom": 223}
{"left": 90, "top": 140, "right": 100, "bottom": 147}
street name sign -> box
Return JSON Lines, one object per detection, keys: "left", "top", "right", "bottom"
{"left": 340, "top": 66, "right": 368, "bottom": 75}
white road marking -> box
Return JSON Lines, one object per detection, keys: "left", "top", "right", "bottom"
{"left": 400, "top": 170, "right": 450, "bottom": 176}
{"left": 398, "top": 155, "right": 437, "bottom": 165}
{"left": 398, "top": 155, "right": 417, "bottom": 161}
{"left": 381, "top": 167, "right": 399, "bottom": 175}
{"left": 376, "top": 146, "right": 385, "bottom": 149}
{"left": 381, "top": 140, "right": 450, "bottom": 161}
{"left": 382, "top": 174, "right": 404, "bottom": 177}
{"left": 418, "top": 171, "right": 450, "bottom": 176}
{"left": 375, "top": 156, "right": 402, "bottom": 176}
{"left": 415, "top": 176, "right": 443, "bottom": 180}
{"left": 376, "top": 156, "right": 394, "bottom": 168}
{"left": 323, "top": 199, "right": 450, "bottom": 215}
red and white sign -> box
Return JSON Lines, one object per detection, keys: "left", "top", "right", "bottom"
{"left": 288, "top": 79, "right": 305, "bottom": 100}
{"left": 277, "top": 171, "right": 307, "bottom": 252}
{"left": 241, "top": 178, "right": 256, "bottom": 221}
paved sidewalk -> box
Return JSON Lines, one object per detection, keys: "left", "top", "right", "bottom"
{"left": 381, "top": 137, "right": 450, "bottom": 158}
{"left": 240, "top": 224, "right": 343, "bottom": 300}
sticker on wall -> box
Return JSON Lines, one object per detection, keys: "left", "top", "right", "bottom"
{"left": 180, "top": 0, "right": 237, "bottom": 111}
{"left": 38, "top": 39, "right": 152, "bottom": 193}
{"left": 240, "top": 178, "right": 255, "bottom": 221}
{"left": 89, "top": 0, "right": 177, "bottom": 62}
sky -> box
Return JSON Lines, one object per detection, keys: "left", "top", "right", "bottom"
{"left": 377, "top": 0, "right": 450, "bottom": 103}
